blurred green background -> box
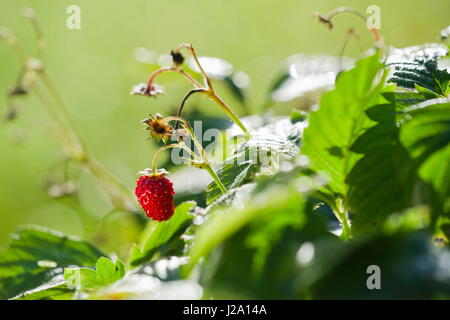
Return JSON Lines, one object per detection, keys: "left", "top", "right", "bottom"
{"left": 0, "top": 0, "right": 449, "bottom": 248}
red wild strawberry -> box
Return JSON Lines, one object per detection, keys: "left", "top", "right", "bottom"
{"left": 135, "top": 174, "right": 175, "bottom": 221}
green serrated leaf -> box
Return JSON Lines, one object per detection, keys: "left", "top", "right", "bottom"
{"left": 400, "top": 100, "right": 450, "bottom": 216}
{"left": 302, "top": 52, "right": 385, "bottom": 199}
{"left": 206, "top": 161, "right": 257, "bottom": 205}
{"left": 95, "top": 257, "right": 125, "bottom": 286}
{"left": 419, "top": 145, "right": 450, "bottom": 214}
{"left": 346, "top": 104, "right": 418, "bottom": 233}
{"left": 11, "top": 282, "right": 73, "bottom": 300}
{"left": 0, "top": 225, "right": 104, "bottom": 300}
{"left": 64, "top": 257, "right": 125, "bottom": 290}
{"left": 382, "top": 89, "right": 439, "bottom": 107}
{"left": 64, "top": 267, "right": 97, "bottom": 290}
{"left": 129, "top": 201, "right": 196, "bottom": 267}
{"left": 207, "top": 118, "right": 302, "bottom": 205}
{"left": 400, "top": 101, "right": 450, "bottom": 162}
{"left": 387, "top": 44, "right": 450, "bottom": 96}
{"left": 185, "top": 183, "right": 306, "bottom": 276}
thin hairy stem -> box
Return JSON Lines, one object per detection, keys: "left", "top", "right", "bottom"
{"left": 208, "top": 92, "right": 250, "bottom": 136}
{"left": 175, "top": 43, "right": 213, "bottom": 89}
{"left": 205, "top": 163, "right": 227, "bottom": 194}
{"left": 162, "top": 116, "right": 205, "bottom": 157}
{"left": 178, "top": 69, "right": 202, "bottom": 88}
{"left": 155, "top": 116, "right": 227, "bottom": 195}
{"left": 174, "top": 88, "right": 208, "bottom": 129}
{"left": 317, "top": 6, "right": 382, "bottom": 48}
{"left": 151, "top": 144, "right": 181, "bottom": 172}
{"left": 339, "top": 28, "right": 362, "bottom": 70}
{"left": 38, "top": 72, "right": 86, "bottom": 159}
{"left": 22, "top": 8, "right": 46, "bottom": 61}
{"left": 0, "top": 28, "right": 27, "bottom": 64}
{"left": 146, "top": 66, "right": 201, "bottom": 93}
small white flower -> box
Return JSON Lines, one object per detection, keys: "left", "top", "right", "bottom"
{"left": 130, "top": 83, "right": 164, "bottom": 97}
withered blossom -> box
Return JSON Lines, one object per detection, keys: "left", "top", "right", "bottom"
{"left": 142, "top": 113, "right": 173, "bottom": 143}
{"left": 130, "top": 83, "right": 164, "bottom": 97}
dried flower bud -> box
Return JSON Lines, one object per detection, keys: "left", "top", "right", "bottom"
{"left": 315, "top": 12, "right": 333, "bottom": 30}
{"left": 171, "top": 50, "right": 184, "bottom": 66}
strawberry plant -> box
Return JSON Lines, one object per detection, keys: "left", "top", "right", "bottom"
{"left": 1, "top": 6, "right": 450, "bottom": 300}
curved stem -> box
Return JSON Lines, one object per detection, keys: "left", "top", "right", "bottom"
{"left": 85, "top": 159, "right": 135, "bottom": 212}
{"left": 179, "top": 69, "right": 202, "bottom": 88}
{"left": 151, "top": 144, "right": 180, "bottom": 172}
{"left": 22, "top": 8, "right": 46, "bottom": 62}
{"left": 146, "top": 66, "right": 202, "bottom": 93}
{"left": 0, "top": 28, "right": 27, "bottom": 64}
{"left": 152, "top": 118, "right": 227, "bottom": 195}
{"left": 339, "top": 28, "right": 362, "bottom": 70}
{"left": 165, "top": 43, "right": 250, "bottom": 136}
{"left": 175, "top": 43, "right": 213, "bottom": 89}
{"left": 319, "top": 7, "right": 382, "bottom": 47}
{"left": 185, "top": 125, "right": 206, "bottom": 159}
{"left": 146, "top": 67, "right": 175, "bottom": 92}
{"left": 33, "top": 85, "right": 78, "bottom": 156}
{"left": 178, "top": 141, "right": 202, "bottom": 162}
{"left": 38, "top": 72, "right": 86, "bottom": 159}
{"left": 175, "top": 88, "right": 208, "bottom": 129}
{"left": 161, "top": 116, "right": 204, "bottom": 155}
{"left": 326, "top": 7, "right": 367, "bottom": 22}
{"left": 2, "top": 16, "right": 144, "bottom": 219}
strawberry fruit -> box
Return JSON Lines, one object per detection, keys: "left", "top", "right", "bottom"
{"left": 135, "top": 174, "right": 175, "bottom": 221}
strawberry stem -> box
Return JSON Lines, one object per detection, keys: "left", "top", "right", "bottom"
{"left": 316, "top": 6, "right": 383, "bottom": 48}
{"left": 151, "top": 144, "right": 180, "bottom": 172}
{"left": 171, "top": 43, "right": 250, "bottom": 136}
{"left": 155, "top": 116, "right": 228, "bottom": 195}
{"left": 205, "top": 163, "right": 227, "bottom": 194}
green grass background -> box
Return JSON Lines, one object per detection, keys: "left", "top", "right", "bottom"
{"left": 0, "top": 0, "right": 449, "bottom": 244}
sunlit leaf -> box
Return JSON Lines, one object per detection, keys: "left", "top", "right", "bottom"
{"left": 95, "top": 256, "right": 201, "bottom": 300}
{"left": 186, "top": 183, "right": 306, "bottom": 275}
{"left": 387, "top": 44, "right": 450, "bottom": 96}
{"left": 129, "top": 201, "right": 196, "bottom": 267}
{"left": 346, "top": 104, "right": 418, "bottom": 233}
{"left": 64, "top": 257, "right": 125, "bottom": 290}
{"left": 206, "top": 118, "right": 303, "bottom": 204}
{"left": 0, "top": 225, "right": 104, "bottom": 300}
{"left": 11, "top": 281, "right": 73, "bottom": 300}
{"left": 400, "top": 100, "right": 450, "bottom": 161}
{"left": 302, "top": 52, "right": 385, "bottom": 198}
{"left": 400, "top": 100, "right": 450, "bottom": 215}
